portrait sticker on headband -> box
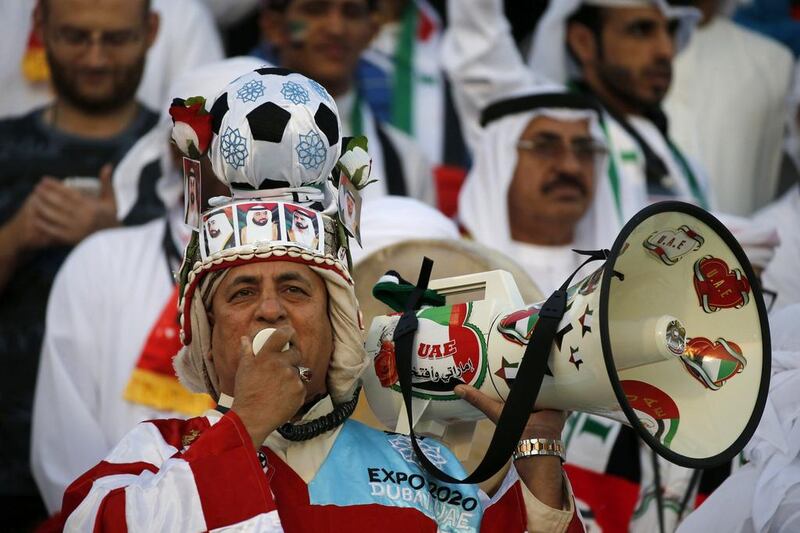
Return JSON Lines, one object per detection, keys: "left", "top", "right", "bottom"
{"left": 183, "top": 157, "right": 202, "bottom": 230}
{"left": 338, "top": 174, "right": 362, "bottom": 246}
{"left": 201, "top": 206, "right": 238, "bottom": 259}
{"left": 236, "top": 202, "right": 281, "bottom": 246}
{"left": 282, "top": 203, "right": 323, "bottom": 252}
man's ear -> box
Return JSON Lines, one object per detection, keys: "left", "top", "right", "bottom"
{"left": 145, "top": 11, "right": 159, "bottom": 49}
{"left": 33, "top": 2, "right": 45, "bottom": 43}
{"left": 566, "top": 22, "right": 598, "bottom": 69}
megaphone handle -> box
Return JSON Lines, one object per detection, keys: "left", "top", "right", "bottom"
{"left": 393, "top": 251, "right": 609, "bottom": 485}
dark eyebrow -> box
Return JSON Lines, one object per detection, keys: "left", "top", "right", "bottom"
{"left": 226, "top": 275, "right": 261, "bottom": 291}
{"left": 274, "top": 271, "right": 311, "bottom": 286}
{"left": 531, "top": 132, "right": 562, "bottom": 141}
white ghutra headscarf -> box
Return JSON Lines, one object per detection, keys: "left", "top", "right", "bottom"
{"left": 459, "top": 86, "right": 621, "bottom": 258}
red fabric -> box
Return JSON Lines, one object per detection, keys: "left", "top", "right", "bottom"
{"left": 478, "top": 483, "right": 527, "bottom": 532}
{"left": 93, "top": 488, "right": 128, "bottom": 533}
{"left": 434, "top": 165, "right": 467, "bottom": 218}
{"left": 148, "top": 416, "right": 211, "bottom": 450}
{"left": 567, "top": 509, "right": 586, "bottom": 533}
{"left": 565, "top": 464, "right": 639, "bottom": 533}
{"left": 417, "top": 7, "right": 435, "bottom": 41}
{"left": 132, "top": 287, "right": 182, "bottom": 376}
{"left": 58, "top": 461, "right": 159, "bottom": 531}
{"left": 183, "top": 412, "right": 277, "bottom": 530}
{"left": 58, "top": 414, "right": 583, "bottom": 531}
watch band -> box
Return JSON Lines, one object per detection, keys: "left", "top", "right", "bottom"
{"left": 512, "top": 438, "right": 566, "bottom": 463}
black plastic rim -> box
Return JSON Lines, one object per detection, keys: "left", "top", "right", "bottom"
{"left": 598, "top": 201, "right": 772, "bottom": 469}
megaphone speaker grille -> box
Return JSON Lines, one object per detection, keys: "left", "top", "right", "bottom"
{"left": 600, "top": 201, "right": 771, "bottom": 469}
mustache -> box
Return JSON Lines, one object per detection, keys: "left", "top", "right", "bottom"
{"left": 541, "top": 174, "right": 589, "bottom": 196}
{"left": 643, "top": 60, "right": 672, "bottom": 78}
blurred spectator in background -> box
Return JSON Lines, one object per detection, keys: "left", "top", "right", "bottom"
{"left": 677, "top": 302, "right": 800, "bottom": 533}
{"left": 360, "top": 0, "right": 468, "bottom": 215}
{"left": 528, "top": 0, "right": 712, "bottom": 215}
{"left": 30, "top": 57, "right": 262, "bottom": 518}
{"left": 459, "top": 89, "right": 618, "bottom": 295}
{"left": 753, "top": 64, "right": 800, "bottom": 312}
{"left": 258, "top": 0, "right": 435, "bottom": 205}
{"left": 1, "top": 0, "right": 223, "bottom": 119}
{"left": 665, "top": 0, "right": 793, "bottom": 216}
{"left": 0, "top": 0, "right": 161, "bottom": 527}
{"left": 443, "top": 0, "right": 709, "bottom": 236}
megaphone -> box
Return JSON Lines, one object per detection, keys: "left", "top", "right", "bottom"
{"left": 362, "top": 202, "right": 770, "bottom": 469}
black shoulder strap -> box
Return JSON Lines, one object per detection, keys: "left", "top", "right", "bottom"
{"left": 375, "top": 123, "right": 407, "bottom": 196}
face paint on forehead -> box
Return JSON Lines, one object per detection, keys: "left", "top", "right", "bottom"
{"left": 288, "top": 20, "right": 309, "bottom": 47}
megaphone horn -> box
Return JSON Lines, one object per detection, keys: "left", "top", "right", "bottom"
{"left": 362, "top": 201, "right": 771, "bottom": 473}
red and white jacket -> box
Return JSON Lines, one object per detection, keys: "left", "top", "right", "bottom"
{"left": 55, "top": 400, "right": 584, "bottom": 532}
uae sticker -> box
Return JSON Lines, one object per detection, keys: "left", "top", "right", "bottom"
{"left": 680, "top": 337, "right": 746, "bottom": 391}
{"left": 182, "top": 157, "right": 202, "bottom": 230}
{"left": 496, "top": 304, "right": 541, "bottom": 346}
{"left": 373, "top": 315, "right": 401, "bottom": 387}
{"left": 643, "top": 225, "right": 704, "bottom": 265}
{"left": 621, "top": 380, "right": 680, "bottom": 449}
{"left": 578, "top": 267, "right": 604, "bottom": 296}
{"left": 494, "top": 357, "right": 519, "bottom": 385}
{"left": 394, "top": 303, "right": 487, "bottom": 400}
{"left": 693, "top": 256, "right": 751, "bottom": 313}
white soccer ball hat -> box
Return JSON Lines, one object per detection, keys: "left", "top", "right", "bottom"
{"left": 208, "top": 68, "right": 341, "bottom": 192}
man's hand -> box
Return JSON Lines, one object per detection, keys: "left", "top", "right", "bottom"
{"left": 231, "top": 326, "right": 308, "bottom": 448}
{"left": 455, "top": 384, "right": 567, "bottom": 509}
{"left": 31, "top": 164, "right": 118, "bottom": 246}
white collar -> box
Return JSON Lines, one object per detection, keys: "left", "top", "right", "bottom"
{"left": 213, "top": 393, "right": 342, "bottom": 483}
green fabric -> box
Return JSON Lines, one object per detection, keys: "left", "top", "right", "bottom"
{"left": 600, "top": 119, "right": 624, "bottom": 224}
{"left": 372, "top": 278, "right": 445, "bottom": 312}
{"left": 390, "top": 2, "right": 416, "bottom": 134}
{"left": 351, "top": 91, "right": 364, "bottom": 137}
{"left": 668, "top": 141, "right": 708, "bottom": 209}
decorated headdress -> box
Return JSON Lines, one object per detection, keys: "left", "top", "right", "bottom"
{"left": 171, "top": 68, "right": 374, "bottom": 407}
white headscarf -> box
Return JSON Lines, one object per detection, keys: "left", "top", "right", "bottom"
{"left": 527, "top": 0, "right": 700, "bottom": 85}
{"left": 173, "top": 69, "right": 367, "bottom": 405}
{"left": 288, "top": 210, "right": 318, "bottom": 248}
{"left": 351, "top": 195, "right": 461, "bottom": 266}
{"left": 203, "top": 211, "right": 235, "bottom": 252}
{"left": 243, "top": 206, "right": 276, "bottom": 244}
{"left": 459, "top": 87, "right": 620, "bottom": 262}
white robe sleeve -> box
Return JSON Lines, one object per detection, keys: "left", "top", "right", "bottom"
{"left": 31, "top": 237, "right": 116, "bottom": 514}
{"left": 440, "top": 0, "right": 539, "bottom": 152}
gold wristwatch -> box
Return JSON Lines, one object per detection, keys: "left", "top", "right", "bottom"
{"left": 512, "top": 438, "right": 566, "bottom": 463}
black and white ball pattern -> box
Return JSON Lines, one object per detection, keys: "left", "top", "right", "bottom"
{"left": 208, "top": 68, "right": 341, "bottom": 191}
